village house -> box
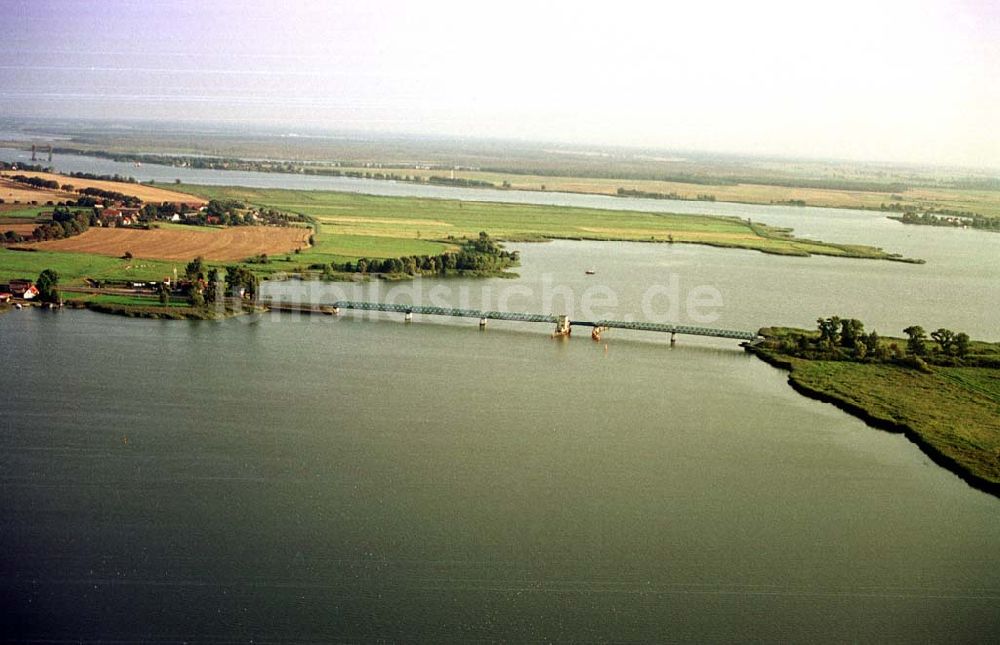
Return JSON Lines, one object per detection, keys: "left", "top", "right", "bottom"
{"left": 97, "top": 205, "right": 143, "bottom": 228}
{"left": 7, "top": 279, "right": 39, "bottom": 300}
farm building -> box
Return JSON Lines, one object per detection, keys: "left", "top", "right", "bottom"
{"left": 7, "top": 280, "right": 36, "bottom": 298}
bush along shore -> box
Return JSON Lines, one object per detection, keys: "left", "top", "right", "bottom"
{"left": 64, "top": 297, "right": 257, "bottom": 320}
{"left": 749, "top": 318, "right": 1000, "bottom": 496}
{"left": 10, "top": 260, "right": 265, "bottom": 320}
{"left": 314, "top": 231, "right": 519, "bottom": 279}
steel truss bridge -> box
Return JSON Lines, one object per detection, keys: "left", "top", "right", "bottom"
{"left": 262, "top": 299, "right": 760, "bottom": 343}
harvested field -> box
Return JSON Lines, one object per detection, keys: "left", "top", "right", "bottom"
{"left": 29, "top": 226, "right": 311, "bottom": 261}
{"left": 0, "top": 177, "right": 74, "bottom": 204}
{"left": 0, "top": 171, "right": 206, "bottom": 205}
{"left": 1, "top": 223, "right": 38, "bottom": 236}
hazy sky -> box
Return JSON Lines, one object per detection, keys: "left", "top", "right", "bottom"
{"left": 1, "top": 0, "right": 997, "bottom": 167}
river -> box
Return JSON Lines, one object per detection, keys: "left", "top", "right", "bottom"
{"left": 1, "top": 149, "right": 998, "bottom": 641}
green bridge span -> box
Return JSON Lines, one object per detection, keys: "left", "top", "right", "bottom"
{"left": 264, "top": 299, "right": 760, "bottom": 343}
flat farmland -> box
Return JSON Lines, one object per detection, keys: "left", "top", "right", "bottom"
{"left": 2, "top": 222, "right": 38, "bottom": 235}
{"left": 181, "top": 184, "right": 919, "bottom": 262}
{"left": 0, "top": 171, "right": 206, "bottom": 205}
{"left": 0, "top": 177, "right": 74, "bottom": 203}
{"left": 29, "top": 226, "right": 310, "bottom": 261}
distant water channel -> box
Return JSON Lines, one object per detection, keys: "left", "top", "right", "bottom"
{"left": 2, "top": 148, "right": 999, "bottom": 641}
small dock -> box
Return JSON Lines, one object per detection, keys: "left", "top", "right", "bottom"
{"left": 262, "top": 299, "right": 761, "bottom": 344}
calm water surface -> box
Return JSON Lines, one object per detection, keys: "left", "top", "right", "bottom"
{"left": 1, "top": 149, "right": 999, "bottom": 641}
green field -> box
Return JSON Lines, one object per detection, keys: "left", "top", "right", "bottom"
{"left": 0, "top": 248, "right": 181, "bottom": 285}
{"left": 0, "top": 183, "right": 921, "bottom": 286}
{"left": 752, "top": 327, "right": 1000, "bottom": 491}
{"left": 181, "top": 184, "right": 918, "bottom": 265}
{"left": 780, "top": 359, "right": 1000, "bottom": 488}
{"left": 0, "top": 206, "right": 49, "bottom": 219}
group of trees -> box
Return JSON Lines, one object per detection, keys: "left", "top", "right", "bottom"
{"left": 332, "top": 232, "right": 519, "bottom": 276}
{"left": 36, "top": 269, "right": 59, "bottom": 304}
{"left": 144, "top": 199, "right": 305, "bottom": 227}
{"left": 887, "top": 210, "right": 1000, "bottom": 231}
{"left": 34, "top": 206, "right": 95, "bottom": 241}
{"left": 902, "top": 325, "right": 970, "bottom": 358}
{"left": 223, "top": 264, "right": 258, "bottom": 300}
{"left": 173, "top": 257, "right": 256, "bottom": 307}
{"left": 79, "top": 153, "right": 505, "bottom": 191}
{"left": 426, "top": 176, "right": 494, "bottom": 188}
{"left": 811, "top": 316, "right": 889, "bottom": 361}
{"left": 3, "top": 206, "right": 95, "bottom": 244}
{"left": 0, "top": 162, "right": 47, "bottom": 172}
{"left": 6, "top": 173, "right": 141, "bottom": 207}
{"left": 617, "top": 187, "right": 684, "bottom": 200}
{"left": 7, "top": 174, "right": 60, "bottom": 190}
{"left": 68, "top": 171, "right": 139, "bottom": 184}
{"left": 771, "top": 316, "right": 975, "bottom": 368}
{"left": 77, "top": 186, "right": 142, "bottom": 207}
{"left": 141, "top": 202, "right": 187, "bottom": 220}
{"left": 614, "top": 187, "right": 720, "bottom": 202}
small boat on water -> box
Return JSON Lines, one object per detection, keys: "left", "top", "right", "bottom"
{"left": 585, "top": 269, "right": 596, "bottom": 275}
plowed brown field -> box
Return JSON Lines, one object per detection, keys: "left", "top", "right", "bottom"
{"left": 0, "top": 178, "right": 74, "bottom": 203}
{"left": 1, "top": 223, "right": 38, "bottom": 235}
{"left": 0, "top": 172, "right": 206, "bottom": 205}
{"left": 30, "top": 226, "right": 310, "bottom": 261}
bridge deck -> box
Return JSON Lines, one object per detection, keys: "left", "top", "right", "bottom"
{"left": 305, "top": 300, "right": 758, "bottom": 341}
{"left": 595, "top": 320, "right": 757, "bottom": 340}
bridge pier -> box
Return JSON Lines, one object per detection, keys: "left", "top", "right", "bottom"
{"left": 479, "top": 317, "right": 487, "bottom": 328}
{"left": 670, "top": 332, "right": 676, "bottom": 346}
{"left": 404, "top": 311, "right": 413, "bottom": 322}
{"left": 554, "top": 315, "right": 571, "bottom": 337}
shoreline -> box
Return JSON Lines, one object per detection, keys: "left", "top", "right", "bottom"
{"left": 748, "top": 348, "right": 1000, "bottom": 499}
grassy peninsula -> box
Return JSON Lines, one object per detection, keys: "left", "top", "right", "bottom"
{"left": 180, "top": 184, "right": 922, "bottom": 270}
{"left": 751, "top": 321, "right": 1000, "bottom": 495}
{"left": 0, "top": 170, "right": 924, "bottom": 290}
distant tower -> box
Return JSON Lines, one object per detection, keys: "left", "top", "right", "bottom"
{"left": 47, "top": 145, "right": 53, "bottom": 163}
{"left": 31, "top": 144, "right": 37, "bottom": 161}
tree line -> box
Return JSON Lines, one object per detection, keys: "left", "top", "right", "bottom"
{"left": 887, "top": 210, "right": 1000, "bottom": 231}
{"left": 767, "top": 316, "right": 986, "bottom": 369}
{"left": 329, "top": 232, "right": 518, "bottom": 276}
{"left": 615, "top": 187, "right": 718, "bottom": 202}
{"left": 179, "top": 256, "right": 258, "bottom": 307}
{"left": 6, "top": 174, "right": 60, "bottom": 190}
